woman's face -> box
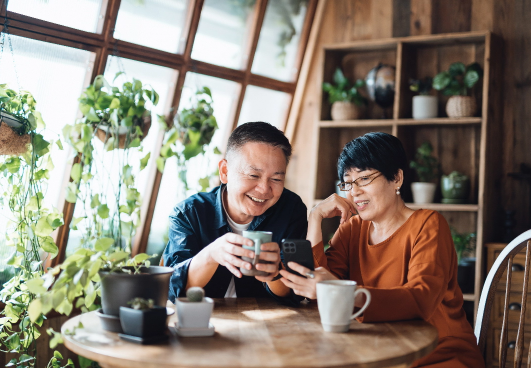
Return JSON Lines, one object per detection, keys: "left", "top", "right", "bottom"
{"left": 343, "top": 168, "right": 403, "bottom": 222}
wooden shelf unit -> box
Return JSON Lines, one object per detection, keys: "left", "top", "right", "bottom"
{"left": 311, "top": 31, "right": 498, "bottom": 316}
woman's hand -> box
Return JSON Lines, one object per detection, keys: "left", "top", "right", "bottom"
{"left": 279, "top": 262, "right": 338, "bottom": 299}
{"left": 310, "top": 193, "right": 357, "bottom": 225}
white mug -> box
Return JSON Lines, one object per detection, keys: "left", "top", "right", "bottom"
{"left": 316, "top": 280, "right": 371, "bottom": 332}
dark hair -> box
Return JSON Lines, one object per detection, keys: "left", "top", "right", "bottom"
{"left": 226, "top": 122, "right": 292, "bottom": 163}
{"left": 337, "top": 132, "right": 407, "bottom": 181}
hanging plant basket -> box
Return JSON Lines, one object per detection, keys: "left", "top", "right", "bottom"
{"left": 95, "top": 115, "right": 152, "bottom": 149}
{"left": 0, "top": 112, "right": 31, "bottom": 156}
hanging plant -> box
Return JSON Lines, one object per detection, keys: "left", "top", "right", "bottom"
{"left": 0, "top": 85, "right": 44, "bottom": 155}
{"left": 0, "top": 86, "right": 65, "bottom": 368}
{"left": 77, "top": 72, "right": 159, "bottom": 150}
{"left": 157, "top": 86, "right": 220, "bottom": 192}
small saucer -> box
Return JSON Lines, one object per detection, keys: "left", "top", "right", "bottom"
{"left": 118, "top": 333, "right": 169, "bottom": 344}
{"left": 96, "top": 309, "right": 123, "bottom": 333}
{"left": 173, "top": 323, "right": 215, "bottom": 337}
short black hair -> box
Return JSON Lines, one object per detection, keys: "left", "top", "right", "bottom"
{"left": 337, "top": 132, "right": 407, "bottom": 181}
{"left": 226, "top": 122, "right": 292, "bottom": 163}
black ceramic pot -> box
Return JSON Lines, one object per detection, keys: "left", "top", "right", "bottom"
{"left": 99, "top": 266, "right": 173, "bottom": 316}
{"left": 119, "top": 306, "right": 168, "bottom": 338}
{"left": 457, "top": 258, "right": 476, "bottom": 294}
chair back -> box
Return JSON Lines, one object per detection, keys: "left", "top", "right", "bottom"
{"left": 476, "top": 230, "right": 531, "bottom": 367}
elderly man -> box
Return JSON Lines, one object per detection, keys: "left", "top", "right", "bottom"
{"left": 163, "top": 121, "right": 307, "bottom": 303}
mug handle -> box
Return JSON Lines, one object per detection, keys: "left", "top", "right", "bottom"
{"left": 350, "top": 288, "right": 371, "bottom": 320}
{"left": 252, "top": 238, "right": 262, "bottom": 265}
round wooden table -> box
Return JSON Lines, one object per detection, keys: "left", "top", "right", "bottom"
{"left": 61, "top": 298, "right": 438, "bottom": 368}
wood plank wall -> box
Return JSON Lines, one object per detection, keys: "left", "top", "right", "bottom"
{"left": 286, "top": 0, "right": 531, "bottom": 240}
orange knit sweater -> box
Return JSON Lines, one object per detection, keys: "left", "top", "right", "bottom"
{"left": 312, "top": 209, "right": 485, "bottom": 367}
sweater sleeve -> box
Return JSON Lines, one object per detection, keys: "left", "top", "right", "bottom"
{"left": 360, "top": 212, "right": 456, "bottom": 323}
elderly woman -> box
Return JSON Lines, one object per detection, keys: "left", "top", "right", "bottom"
{"left": 280, "top": 132, "right": 484, "bottom": 367}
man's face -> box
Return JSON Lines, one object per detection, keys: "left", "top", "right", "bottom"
{"left": 219, "top": 142, "right": 287, "bottom": 224}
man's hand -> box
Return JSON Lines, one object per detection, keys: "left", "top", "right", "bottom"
{"left": 206, "top": 233, "right": 257, "bottom": 278}
{"left": 254, "top": 242, "right": 281, "bottom": 282}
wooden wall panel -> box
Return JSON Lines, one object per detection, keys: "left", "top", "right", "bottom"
{"left": 288, "top": 0, "right": 531, "bottom": 237}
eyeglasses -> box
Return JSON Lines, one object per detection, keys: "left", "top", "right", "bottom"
{"left": 337, "top": 172, "right": 383, "bottom": 191}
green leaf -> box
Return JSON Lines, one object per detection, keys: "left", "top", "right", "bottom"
{"left": 95, "top": 237, "right": 114, "bottom": 252}
{"left": 26, "top": 278, "right": 47, "bottom": 294}
{"left": 448, "top": 62, "right": 466, "bottom": 77}
{"left": 109, "top": 97, "right": 120, "bottom": 109}
{"left": 54, "top": 351, "right": 63, "bottom": 360}
{"left": 6, "top": 157, "right": 21, "bottom": 173}
{"left": 86, "top": 107, "right": 100, "bottom": 122}
{"left": 432, "top": 71, "right": 451, "bottom": 91}
{"left": 70, "top": 216, "right": 85, "bottom": 230}
{"left": 127, "top": 137, "right": 141, "bottom": 148}
{"left": 156, "top": 157, "right": 166, "bottom": 173}
{"left": 332, "top": 68, "right": 348, "bottom": 90}
{"left": 108, "top": 251, "right": 129, "bottom": 263}
{"left": 97, "top": 204, "right": 109, "bottom": 219}
{"left": 28, "top": 299, "right": 42, "bottom": 322}
{"left": 52, "top": 289, "right": 66, "bottom": 309}
{"left": 35, "top": 217, "right": 54, "bottom": 237}
{"left": 133, "top": 253, "right": 151, "bottom": 264}
{"left": 464, "top": 70, "right": 480, "bottom": 88}
{"left": 70, "top": 163, "right": 82, "bottom": 183}
{"left": 41, "top": 236, "right": 59, "bottom": 258}
{"left": 90, "top": 194, "right": 100, "bottom": 209}
{"left": 140, "top": 152, "right": 150, "bottom": 171}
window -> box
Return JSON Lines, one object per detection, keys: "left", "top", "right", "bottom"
{"left": 2, "top": 0, "right": 316, "bottom": 262}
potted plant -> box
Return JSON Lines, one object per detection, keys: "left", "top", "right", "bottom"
{"left": 77, "top": 72, "right": 159, "bottom": 150}
{"left": 322, "top": 68, "right": 367, "bottom": 121}
{"left": 175, "top": 287, "right": 214, "bottom": 336}
{"left": 441, "top": 171, "right": 470, "bottom": 204}
{"left": 409, "top": 77, "right": 437, "bottom": 119}
{"left": 409, "top": 142, "right": 439, "bottom": 204}
{"left": 0, "top": 85, "right": 44, "bottom": 155}
{"left": 452, "top": 229, "right": 476, "bottom": 294}
{"left": 119, "top": 297, "right": 168, "bottom": 342}
{"left": 433, "top": 62, "right": 483, "bottom": 118}
{"left": 158, "top": 86, "right": 220, "bottom": 193}
{"left": 0, "top": 86, "right": 66, "bottom": 367}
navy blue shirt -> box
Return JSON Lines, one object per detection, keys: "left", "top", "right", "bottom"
{"left": 163, "top": 184, "right": 308, "bottom": 304}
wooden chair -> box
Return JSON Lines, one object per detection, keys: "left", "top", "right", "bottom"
{"left": 476, "top": 230, "right": 531, "bottom": 367}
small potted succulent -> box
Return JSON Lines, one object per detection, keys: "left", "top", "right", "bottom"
{"left": 433, "top": 62, "right": 483, "bottom": 118}
{"left": 441, "top": 171, "right": 470, "bottom": 204}
{"left": 409, "top": 142, "right": 440, "bottom": 204}
{"left": 409, "top": 77, "right": 437, "bottom": 119}
{"left": 119, "top": 298, "right": 168, "bottom": 341}
{"left": 175, "top": 287, "right": 214, "bottom": 332}
{"left": 322, "top": 68, "right": 367, "bottom": 121}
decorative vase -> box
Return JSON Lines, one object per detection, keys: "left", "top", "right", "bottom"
{"left": 0, "top": 112, "right": 31, "bottom": 156}
{"left": 175, "top": 297, "right": 214, "bottom": 329}
{"left": 95, "top": 115, "right": 152, "bottom": 149}
{"left": 441, "top": 172, "right": 469, "bottom": 204}
{"left": 119, "top": 306, "right": 168, "bottom": 338}
{"left": 99, "top": 266, "right": 173, "bottom": 317}
{"left": 330, "top": 101, "right": 364, "bottom": 121}
{"left": 446, "top": 96, "right": 476, "bottom": 118}
{"left": 411, "top": 182, "right": 436, "bottom": 204}
{"left": 412, "top": 95, "right": 438, "bottom": 119}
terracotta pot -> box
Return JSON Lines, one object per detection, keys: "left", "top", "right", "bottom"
{"left": 446, "top": 96, "right": 476, "bottom": 118}
{"left": 95, "top": 115, "right": 151, "bottom": 149}
{"left": 330, "top": 101, "right": 364, "bottom": 120}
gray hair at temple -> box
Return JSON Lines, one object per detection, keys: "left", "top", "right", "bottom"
{"left": 226, "top": 122, "right": 292, "bottom": 164}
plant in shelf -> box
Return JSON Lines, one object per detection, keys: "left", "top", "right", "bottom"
{"left": 409, "top": 77, "right": 437, "bottom": 119}
{"left": 157, "top": 86, "right": 220, "bottom": 194}
{"left": 441, "top": 171, "right": 470, "bottom": 204}
{"left": 433, "top": 62, "right": 483, "bottom": 118}
{"left": 451, "top": 228, "right": 476, "bottom": 294}
{"left": 322, "top": 68, "right": 367, "bottom": 121}
{"left": 409, "top": 142, "right": 440, "bottom": 204}
{"left": 0, "top": 85, "right": 66, "bottom": 368}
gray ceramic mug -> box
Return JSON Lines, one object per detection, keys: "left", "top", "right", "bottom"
{"left": 240, "top": 230, "right": 272, "bottom": 277}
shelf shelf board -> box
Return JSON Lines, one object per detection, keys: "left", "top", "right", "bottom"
{"left": 405, "top": 203, "right": 479, "bottom": 211}
{"left": 462, "top": 293, "right": 476, "bottom": 302}
{"left": 319, "top": 117, "right": 482, "bottom": 128}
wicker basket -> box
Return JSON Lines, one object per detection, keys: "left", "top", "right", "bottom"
{"left": 96, "top": 115, "right": 151, "bottom": 149}
{"left": 446, "top": 96, "right": 476, "bottom": 118}
{"left": 331, "top": 101, "right": 364, "bottom": 121}
{"left": 0, "top": 121, "right": 30, "bottom": 156}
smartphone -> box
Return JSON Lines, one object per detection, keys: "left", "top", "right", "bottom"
{"left": 281, "top": 239, "right": 315, "bottom": 277}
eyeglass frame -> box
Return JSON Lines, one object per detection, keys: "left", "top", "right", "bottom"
{"left": 337, "top": 171, "right": 383, "bottom": 191}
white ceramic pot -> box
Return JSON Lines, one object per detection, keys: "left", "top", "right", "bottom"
{"left": 411, "top": 182, "right": 436, "bottom": 204}
{"left": 412, "top": 95, "right": 438, "bottom": 119}
{"left": 176, "top": 297, "right": 214, "bottom": 329}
